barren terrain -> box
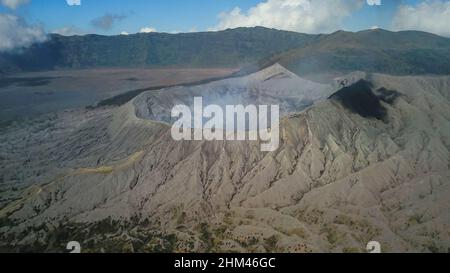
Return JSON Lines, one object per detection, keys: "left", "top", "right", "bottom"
{"left": 1, "top": 64, "right": 448, "bottom": 253}
{"left": 0, "top": 68, "right": 237, "bottom": 125}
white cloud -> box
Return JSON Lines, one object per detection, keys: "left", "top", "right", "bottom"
{"left": 0, "top": 0, "right": 29, "bottom": 9}
{"left": 52, "top": 26, "right": 84, "bottom": 36}
{"left": 139, "top": 27, "right": 157, "bottom": 33}
{"left": 392, "top": 0, "right": 450, "bottom": 37}
{"left": 91, "top": 14, "right": 127, "bottom": 31}
{"left": 66, "top": 0, "right": 81, "bottom": 6}
{"left": 120, "top": 31, "right": 129, "bottom": 35}
{"left": 366, "top": 0, "right": 381, "bottom": 6}
{"left": 212, "top": 0, "right": 364, "bottom": 34}
{"left": 0, "top": 14, "right": 46, "bottom": 51}
{"left": 169, "top": 28, "right": 196, "bottom": 34}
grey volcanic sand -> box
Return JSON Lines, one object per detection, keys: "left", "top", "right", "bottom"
{"left": 1, "top": 65, "right": 449, "bottom": 253}
{"left": 0, "top": 68, "right": 236, "bottom": 123}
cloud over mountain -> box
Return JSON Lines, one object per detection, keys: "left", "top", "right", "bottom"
{"left": 52, "top": 26, "right": 84, "bottom": 36}
{"left": 392, "top": 0, "right": 450, "bottom": 37}
{"left": 0, "top": 14, "right": 46, "bottom": 51}
{"left": 139, "top": 27, "right": 157, "bottom": 33}
{"left": 212, "top": 0, "right": 364, "bottom": 34}
{"left": 91, "top": 13, "right": 127, "bottom": 31}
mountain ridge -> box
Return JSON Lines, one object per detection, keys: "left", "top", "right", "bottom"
{"left": 0, "top": 27, "right": 314, "bottom": 73}
{"left": 264, "top": 28, "right": 450, "bottom": 76}
{"left": 1, "top": 27, "right": 450, "bottom": 76}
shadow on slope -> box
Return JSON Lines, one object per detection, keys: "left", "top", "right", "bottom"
{"left": 329, "top": 80, "right": 401, "bottom": 120}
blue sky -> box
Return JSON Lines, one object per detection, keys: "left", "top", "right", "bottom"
{"left": 1, "top": 0, "right": 264, "bottom": 34}
{"left": 0, "top": 0, "right": 448, "bottom": 36}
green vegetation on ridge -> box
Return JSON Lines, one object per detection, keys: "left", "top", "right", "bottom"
{"left": 1, "top": 27, "right": 450, "bottom": 76}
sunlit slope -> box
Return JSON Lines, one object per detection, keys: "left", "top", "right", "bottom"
{"left": 1, "top": 66, "right": 449, "bottom": 252}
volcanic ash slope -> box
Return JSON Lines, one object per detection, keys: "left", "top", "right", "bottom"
{"left": 0, "top": 64, "right": 449, "bottom": 253}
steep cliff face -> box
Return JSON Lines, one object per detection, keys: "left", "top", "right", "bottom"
{"left": 1, "top": 65, "right": 449, "bottom": 253}
{"left": 2, "top": 28, "right": 450, "bottom": 76}
{"left": 0, "top": 27, "right": 314, "bottom": 73}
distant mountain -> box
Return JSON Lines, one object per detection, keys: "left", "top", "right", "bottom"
{"left": 0, "top": 27, "right": 313, "bottom": 73}
{"left": 1, "top": 27, "right": 450, "bottom": 75}
{"left": 267, "top": 29, "right": 450, "bottom": 76}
